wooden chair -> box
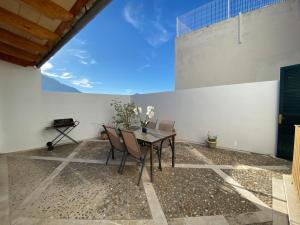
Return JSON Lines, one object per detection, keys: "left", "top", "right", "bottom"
{"left": 103, "top": 125, "right": 126, "bottom": 172}
{"left": 146, "top": 119, "right": 157, "bottom": 129}
{"left": 119, "top": 129, "right": 151, "bottom": 185}
{"left": 155, "top": 120, "right": 175, "bottom": 170}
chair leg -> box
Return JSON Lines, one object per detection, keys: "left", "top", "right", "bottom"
{"left": 137, "top": 155, "right": 147, "bottom": 186}
{"left": 118, "top": 151, "right": 126, "bottom": 173}
{"left": 105, "top": 148, "right": 112, "bottom": 165}
{"left": 120, "top": 152, "right": 128, "bottom": 174}
{"left": 158, "top": 142, "right": 163, "bottom": 171}
{"left": 112, "top": 148, "right": 115, "bottom": 160}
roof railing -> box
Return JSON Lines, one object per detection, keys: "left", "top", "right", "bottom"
{"left": 176, "top": 0, "right": 287, "bottom": 37}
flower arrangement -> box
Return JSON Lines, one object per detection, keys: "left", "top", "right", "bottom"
{"left": 134, "top": 105, "right": 155, "bottom": 129}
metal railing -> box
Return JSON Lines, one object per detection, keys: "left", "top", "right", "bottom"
{"left": 177, "top": 0, "right": 287, "bottom": 37}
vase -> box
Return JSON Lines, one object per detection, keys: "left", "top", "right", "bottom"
{"left": 142, "top": 127, "right": 147, "bottom": 133}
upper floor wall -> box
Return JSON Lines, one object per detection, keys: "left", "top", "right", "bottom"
{"left": 175, "top": 0, "right": 300, "bottom": 89}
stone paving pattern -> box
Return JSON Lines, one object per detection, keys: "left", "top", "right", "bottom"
{"left": 149, "top": 167, "right": 258, "bottom": 219}
{"left": 2, "top": 141, "right": 292, "bottom": 225}
{"left": 191, "top": 143, "right": 291, "bottom": 166}
{"left": 223, "top": 169, "right": 290, "bottom": 208}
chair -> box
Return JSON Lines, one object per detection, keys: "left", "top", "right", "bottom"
{"left": 155, "top": 120, "right": 175, "bottom": 170}
{"left": 146, "top": 119, "right": 157, "bottom": 129}
{"left": 118, "top": 129, "right": 150, "bottom": 185}
{"left": 103, "top": 125, "right": 126, "bottom": 172}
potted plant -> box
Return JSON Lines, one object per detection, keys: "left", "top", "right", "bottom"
{"left": 100, "top": 129, "right": 108, "bottom": 140}
{"left": 134, "top": 105, "right": 155, "bottom": 133}
{"left": 207, "top": 133, "right": 217, "bottom": 148}
{"left": 110, "top": 98, "right": 136, "bottom": 129}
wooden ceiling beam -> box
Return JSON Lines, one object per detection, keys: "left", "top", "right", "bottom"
{"left": 0, "top": 7, "right": 59, "bottom": 41}
{"left": 0, "top": 28, "right": 48, "bottom": 54}
{"left": 54, "top": 0, "right": 90, "bottom": 36}
{"left": 19, "top": 0, "right": 73, "bottom": 22}
{"left": 0, "top": 42, "right": 40, "bottom": 62}
{"left": 0, "top": 52, "right": 34, "bottom": 67}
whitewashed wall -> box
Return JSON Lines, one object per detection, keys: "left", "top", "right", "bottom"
{"left": 176, "top": 0, "right": 300, "bottom": 89}
{"left": 0, "top": 61, "right": 129, "bottom": 153}
{"left": 132, "top": 81, "right": 279, "bottom": 155}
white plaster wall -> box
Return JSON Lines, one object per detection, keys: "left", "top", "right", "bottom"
{"left": 0, "top": 61, "right": 129, "bottom": 153}
{"left": 132, "top": 81, "right": 279, "bottom": 155}
{"left": 176, "top": 0, "right": 300, "bottom": 89}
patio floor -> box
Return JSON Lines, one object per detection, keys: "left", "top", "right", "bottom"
{"left": 0, "top": 140, "right": 291, "bottom": 225}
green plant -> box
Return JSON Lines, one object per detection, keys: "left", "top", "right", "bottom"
{"left": 110, "top": 99, "right": 136, "bottom": 129}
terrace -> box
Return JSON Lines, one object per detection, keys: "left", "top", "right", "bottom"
{"left": 0, "top": 0, "right": 300, "bottom": 225}
{"left": 2, "top": 140, "right": 291, "bottom": 225}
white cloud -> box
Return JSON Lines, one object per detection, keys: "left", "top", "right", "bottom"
{"left": 123, "top": 3, "right": 143, "bottom": 30}
{"left": 123, "top": 2, "right": 170, "bottom": 47}
{"left": 146, "top": 22, "right": 170, "bottom": 46}
{"left": 137, "top": 63, "right": 151, "bottom": 72}
{"left": 40, "top": 62, "right": 59, "bottom": 77}
{"left": 40, "top": 62, "right": 73, "bottom": 79}
{"left": 72, "top": 78, "right": 94, "bottom": 88}
{"left": 66, "top": 48, "right": 96, "bottom": 65}
{"left": 126, "top": 89, "right": 133, "bottom": 94}
{"left": 60, "top": 72, "right": 72, "bottom": 79}
{"left": 41, "top": 62, "right": 53, "bottom": 72}
{"left": 79, "top": 60, "right": 88, "bottom": 65}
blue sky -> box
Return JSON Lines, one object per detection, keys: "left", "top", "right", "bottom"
{"left": 41, "top": 0, "right": 210, "bottom": 95}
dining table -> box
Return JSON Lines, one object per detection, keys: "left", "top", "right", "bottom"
{"left": 133, "top": 128, "right": 176, "bottom": 182}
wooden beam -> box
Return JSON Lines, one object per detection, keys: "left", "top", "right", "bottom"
{"left": 0, "top": 28, "right": 48, "bottom": 53}
{"left": 0, "top": 42, "right": 40, "bottom": 62}
{"left": 0, "top": 7, "right": 59, "bottom": 41}
{"left": 54, "top": 0, "right": 90, "bottom": 36}
{"left": 19, "top": 0, "right": 73, "bottom": 21}
{"left": 0, "top": 52, "right": 34, "bottom": 67}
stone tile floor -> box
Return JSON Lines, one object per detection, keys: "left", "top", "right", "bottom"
{"left": 0, "top": 141, "right": 291, "bottom": 225}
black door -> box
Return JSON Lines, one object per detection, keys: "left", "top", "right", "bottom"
{"left": 277, "top": 64, "right": 300, "bottom": 160}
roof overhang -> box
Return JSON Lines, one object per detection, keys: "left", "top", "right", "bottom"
{"left": 0, "top": 0, "right": 111, "bottom": 68}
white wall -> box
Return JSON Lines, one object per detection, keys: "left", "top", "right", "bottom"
{"left": 132, "top": 81, "right": 279, "bottom": 155}
{"left": 0, "top": 61, "right": 130, "bottom": 153}
{"left": 176, "top": 0, "right": 300, "bottom": 89}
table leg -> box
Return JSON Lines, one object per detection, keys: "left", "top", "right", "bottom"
{"left": 112, "top": 148, "right": 115, "bottom": 160}
{"left": 171, "top": 135, "right": 175, "bottom": 168}
{"left": 150, "top": 144, "right": 153, "bottom": 182}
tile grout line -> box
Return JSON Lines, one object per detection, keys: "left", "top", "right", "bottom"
{"left": 272, "top": 177, "right": 289, "bottom": 225}
{"left": 142, "top": 169, "right": 168, "bottom": 225}
{"left": 11, "top": 141, "right": 88, "bottom": 222}
{"left": 8, "top": 154, "right": 290, "bottom": 171}
{"left": 0, "top": 156, "right": 10, "bottom": 225}
{"left": 213, "top": 168, "right": 273, "bottom": 223}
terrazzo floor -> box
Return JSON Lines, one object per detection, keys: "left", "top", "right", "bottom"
{"left": 0, "top": 140, "right": 291, "bottom": 225}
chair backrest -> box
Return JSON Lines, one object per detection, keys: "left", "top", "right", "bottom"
{"left": 158, "top": 120, "right": 175, "bottom": 132}
{"left": 119, "top": 129, "right": 142, "bottom": 158}
{"left": 146, "top": 119, "right": 157, "bottom": 129}
{"left": 103, "top": 125, "right": 124, "bottom": 151}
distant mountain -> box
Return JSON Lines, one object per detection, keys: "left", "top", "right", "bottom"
{"left": 42, "top": 76, "right": 81, "bottom": 93}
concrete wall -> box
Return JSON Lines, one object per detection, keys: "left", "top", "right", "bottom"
{"left": 176, "top": 0, "right": 300, "bottom": 89}
{"left": 0, "top": 61, "right": 130, "bottom": 153}
{"left": 132, "top": 81, "right": 279, "bottom": 155}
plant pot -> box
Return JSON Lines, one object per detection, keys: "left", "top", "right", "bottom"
{"left": 100, "top": 131, "right": 108, "bottom": 140}
{"left": 207, "top": 140, "right": 217, "bottom": 148}
{"left": 142, "top": 127, "right": 147, "bottom": 133}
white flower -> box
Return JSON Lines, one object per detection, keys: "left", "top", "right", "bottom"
{"left": 133, "top": 107, "right": 138, "bottom": 115}
{"left": 147, "top": 111, "right": 155, "bottom": 119}
{"left": 147, "top": 106, "right": 154, "bottom": 112}
{"left": 138, "top": 107, "right": 142, "bottom": 114}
